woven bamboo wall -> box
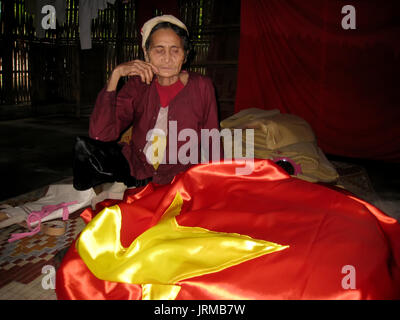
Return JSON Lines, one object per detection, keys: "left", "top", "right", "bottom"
{"left": 0, "top": 0, "right": 240, "bottom": 121}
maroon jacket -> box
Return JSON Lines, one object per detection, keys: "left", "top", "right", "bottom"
{"left": 89, "top": 72, "right": 221, "bottom": 184}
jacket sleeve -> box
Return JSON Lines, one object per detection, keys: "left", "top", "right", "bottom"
{"left": 89, "top": 78, "right": 137, "bottom": 142}
{"left": 201, "top": 77, "right": 224, "bottom": 161}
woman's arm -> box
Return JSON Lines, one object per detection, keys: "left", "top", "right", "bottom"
{"left": 89, "top": 60, "right": 159, "bottom": 141}
{"left": 89, "top": 77, "right": 135, "bottom": 142}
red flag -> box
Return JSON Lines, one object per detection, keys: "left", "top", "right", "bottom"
{"left": 56, "top": 160, "right": 400, "bottom": 299}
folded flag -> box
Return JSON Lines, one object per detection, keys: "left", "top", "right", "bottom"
{"left": 56, "top": 160, "right": 400, "bottom": 300}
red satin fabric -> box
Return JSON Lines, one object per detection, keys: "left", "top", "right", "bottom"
{"left": 235, "top": 0, "right": 400, "bottom": 161}
{"left": 56, "top": 160, "right": 400, "bottom": 299}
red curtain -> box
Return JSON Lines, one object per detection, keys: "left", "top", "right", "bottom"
{"left": 235, "top": 0, "right": 400, "bottom": 161}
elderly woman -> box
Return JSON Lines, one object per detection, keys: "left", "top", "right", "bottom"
{"left": 87, "top": 15, "right": 220, "bottom": 187}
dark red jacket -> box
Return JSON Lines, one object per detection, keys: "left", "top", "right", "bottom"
{"left": 89, "top": 72, "right": 221, "bottom": 184}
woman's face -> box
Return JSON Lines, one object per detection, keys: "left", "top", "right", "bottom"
{"left": 146, "top": 28, "right": 186, "bottom": 80}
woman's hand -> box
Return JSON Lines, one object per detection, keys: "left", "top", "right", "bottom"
{"left": 115, "top": 60, "right": 159, "bottom": 83}
{"left": 106, "top": 60, "right": 159, "bottom": 91}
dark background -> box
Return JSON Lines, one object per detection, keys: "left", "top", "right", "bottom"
{"left": 0, "top": 0, "right": 399, "bottom": 212}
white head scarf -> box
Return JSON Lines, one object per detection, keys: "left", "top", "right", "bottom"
{"left": 140, "top": 15, "right": 189, "bottom": 51}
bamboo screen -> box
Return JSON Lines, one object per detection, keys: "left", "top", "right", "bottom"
{"left": 0, "top": 0, "right": 233, "bottom": 110}
{"left": 0, "top": 0, "right": 138, "bottom": 106}
{"left": 0, "top": 0, "right": 35, "bottom": 105}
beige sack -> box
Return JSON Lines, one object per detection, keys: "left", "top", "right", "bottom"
{"left": 221, "top": 108, "right": 338, "bottom": 183}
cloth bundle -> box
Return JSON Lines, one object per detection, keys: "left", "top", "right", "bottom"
{"left": 220, "top": 108, "right": 339, "bottom": 183}
{"left": 79, "top": 0, "right": 116, "bottom": 49}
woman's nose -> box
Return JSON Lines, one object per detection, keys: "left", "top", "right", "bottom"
{"left": 163, "top": 51, "right": 171, "bottom": 63}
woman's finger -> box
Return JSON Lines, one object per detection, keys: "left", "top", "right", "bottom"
{"left": 137, "top": 62, "right": 154, "bottom": 84}
{"left": 131, "top": 64, "right": 146, "bottom": 82}
{"left": 119, "top": 63, "right": 137, "bottom": 77}
{"left": 146, "top": 62, "right": 160, "bottom": 75}
{"left": 117, "top": 60, "right": 157, "bottom": 83}
{"left": 135, "top": 60, "right": 159, "bottom": 77}
{"left": 139, "top": 70, "right": 146, "bottom": 83}
{"left": 133, "top": 63, "right": 149, "bottom": 83}
{"left": 143, "top": 64, "right": 154, "bottom": 84}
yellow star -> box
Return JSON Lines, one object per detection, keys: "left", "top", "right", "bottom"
{"left": 76, "top": 192, "right": 289, "bottom": 300}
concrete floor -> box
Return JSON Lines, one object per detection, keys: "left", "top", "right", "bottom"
{"left": 0, "top": 114, "right": 90, "bottom": 202}
{"left": 0, "top": 114, "right": 399, "bottom": 219}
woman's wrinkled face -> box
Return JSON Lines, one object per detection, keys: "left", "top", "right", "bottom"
{"left": 146, "top": 28, "right": 186, "bottom": 79}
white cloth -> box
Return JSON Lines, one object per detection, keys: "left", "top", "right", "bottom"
{"left": 141, "top": 15, "right": 188, "bottom": 50}
{"left": 90, "top": 182, "right": 127, "bottom": 209}
{"left": 0, "top": 182, "right": 128, "bottom": 229}
{"left": 0, "top": 185, "right": 95, "bottom": 229}
{"left": 79, "top": 0, "right": 116, "bottom": 50}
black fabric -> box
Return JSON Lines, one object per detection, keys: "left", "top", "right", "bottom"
{"left": 274, "top": 160, "right": 295, "bottom": 175}
{"left": 72, "top": 136, "right": 152, "bottom": 191}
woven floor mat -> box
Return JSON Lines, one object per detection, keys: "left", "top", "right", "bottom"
{"left": 0, "top": 210, "right": 86, "bottom": 299}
